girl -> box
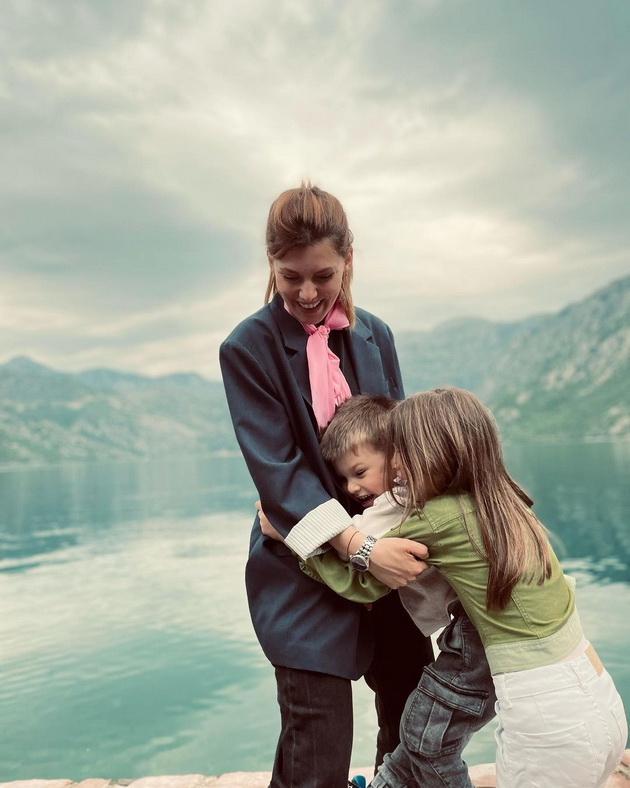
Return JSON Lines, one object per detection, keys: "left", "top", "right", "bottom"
{"left": 307, "top": 388, "right": 627, "bottom": 787}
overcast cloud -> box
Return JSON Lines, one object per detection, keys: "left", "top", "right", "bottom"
{"left": 1, "top": 0, "right": 628, "bottom": 378}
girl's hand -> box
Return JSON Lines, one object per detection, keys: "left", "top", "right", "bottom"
{"left": 255, "top": 500, "right": 285, "bottom": 542}
{"left": 368, "top": 538, "right": 429, "bottom": 588}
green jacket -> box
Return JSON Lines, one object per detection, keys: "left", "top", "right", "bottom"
{"left": 304, "top": 493, "right": 582, "bottom": 673}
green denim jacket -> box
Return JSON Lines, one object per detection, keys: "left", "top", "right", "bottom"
{"left": 304, "top": 493, "right": 582, "bottom": 674}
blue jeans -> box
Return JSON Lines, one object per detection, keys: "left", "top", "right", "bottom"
{"left": 371, "top": 605, "right": 496, "bottom": 788}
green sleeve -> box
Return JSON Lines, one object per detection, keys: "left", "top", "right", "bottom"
{"left": 301, "top": 551, "right": 391, "bottom": 603}
{"left": 300, "top": 511, "right": 433, "bottom": 603}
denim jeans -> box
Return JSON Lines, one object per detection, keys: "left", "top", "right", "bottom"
{"left": 271, "top": 666, "right": 353, "bottom": 788}
{"left": 270, "top": 594, "right": 433, "bottom": 787}
{"left": 371, "top": 605, "right": 496, "bottom": 788}
{"left": 364, "top": 589, "right": 435, "bottom": 768}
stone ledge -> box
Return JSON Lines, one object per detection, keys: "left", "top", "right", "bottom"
{"left": 1, "top": 752, "right": 628, "bottom": 788}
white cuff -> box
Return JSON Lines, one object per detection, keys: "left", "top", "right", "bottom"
{"left": 285, "top": 498, "right": 351, "bottom": 560}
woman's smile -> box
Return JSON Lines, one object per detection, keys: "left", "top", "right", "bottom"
{"left": 269, "top": 240, "right": 352, "bottom": 325}
{"left": 297, "top": 298, "right": 323, "bottom": 310}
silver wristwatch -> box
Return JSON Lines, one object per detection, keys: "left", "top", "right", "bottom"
{"left": 349, "top": 534, "right": 378, "bottom": 571}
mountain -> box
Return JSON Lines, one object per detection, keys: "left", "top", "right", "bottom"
{"left": 0, "top": 275, "right": 628, "bottom": 465}
{"left": 396, "top": 275, "right": 630, "bottom": 441}
{"left": 0, "top": 360, "right": 236, "bottom": 465}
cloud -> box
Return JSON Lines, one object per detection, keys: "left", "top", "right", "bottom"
{"left": 1, "top": 0, "right": 628, "bottom": 376}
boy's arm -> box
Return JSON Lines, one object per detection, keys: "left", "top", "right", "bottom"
{"left": 328, "top": 493, "right": 429, "bottom": 588}
{"left": 256, "top": 498, "right": 391, "bottom": 601}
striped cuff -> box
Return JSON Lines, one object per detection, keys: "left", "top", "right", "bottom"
{"left": 285, "top": 499, "right": 351, "bottom": 560}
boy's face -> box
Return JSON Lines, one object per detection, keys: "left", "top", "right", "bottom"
{"left": 333, "top": 443, "right": 388, "bottom": 508}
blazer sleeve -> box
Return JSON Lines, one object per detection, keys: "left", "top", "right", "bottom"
{"left": 219, "top": 338, "right": 351, "bottom": 548}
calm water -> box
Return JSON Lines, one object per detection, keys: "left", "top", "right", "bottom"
{"left": 1, "top": 444, "right": 629, "bottom": 781}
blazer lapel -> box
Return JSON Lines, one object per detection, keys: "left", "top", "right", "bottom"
{"left": 270, "top": 294, "right": 313, "bottom": 406}
{"left": 271, "top": 295, "right": 389, "bottom": 403}
{"left": 349, "top": 315, "right": 389, "bottom": 396}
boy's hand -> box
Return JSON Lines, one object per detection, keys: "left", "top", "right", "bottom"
{"left": 368, "top": 538, "right": 429, "bottom": 588}
{"left": 255, "top": 500, "right": 285, "bottom": 542}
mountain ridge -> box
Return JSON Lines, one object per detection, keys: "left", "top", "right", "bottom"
{"left": 1, "top": 275, "right": 628, "bottom": 465}
{"left": 396, "top": 275, "right": 629, "bottom": 440}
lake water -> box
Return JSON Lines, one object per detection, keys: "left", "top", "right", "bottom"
{"left": 1, "top": 443, "right": 629, "bottom": 781}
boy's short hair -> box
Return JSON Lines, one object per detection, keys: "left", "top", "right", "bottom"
{"left": 320, "top": 395, "right": 397, "bottom": 463}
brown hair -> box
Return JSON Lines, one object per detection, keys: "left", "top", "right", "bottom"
{"left": 390, "top": 388, "right": 551, "bottom": 610}
{"left": 264, "top": 182, "right": 355, "bottom": 325}
{"left": 320, "top": 395, "right": 397, "bottom": 463}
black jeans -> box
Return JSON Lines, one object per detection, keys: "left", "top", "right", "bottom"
{"left": 271, "top": 666, "right": 353, "bottom": 788}
{"left": 270, "top": 594, "right": 434, "bottom": 788}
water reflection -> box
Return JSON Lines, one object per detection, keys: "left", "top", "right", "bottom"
{"left": 0, "top": 445, "right": 628, "bottom": 779}
{"left": 502, "top": 443, "right": 630, "bottom": 583}
{"left": 0, "top": 455, "right": 255, "bottom": 571}
{"left": 0, "top": 629, "right": 271, "bottom": 779}
{"left": 3, "top": 446, "right": 628, "bottom": 579}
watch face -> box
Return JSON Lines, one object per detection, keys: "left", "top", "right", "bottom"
{"left": 350, "top": 555, "right": 369, "bottom": 571}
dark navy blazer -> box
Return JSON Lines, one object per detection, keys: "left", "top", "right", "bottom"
{"left": 219, "top": 293, "right": 404, "bottom": 680}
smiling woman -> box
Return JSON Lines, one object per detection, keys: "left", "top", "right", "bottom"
{"left": 264, "top": 183, "right": 355, "bottom": 329}
{"left": 219, "top": 183, "right": 433, "bottom": 787}
{"left": 269, "top": 241, "right": 352, "bottom": 327}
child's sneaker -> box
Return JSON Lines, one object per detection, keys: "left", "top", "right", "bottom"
{"left": 348, "top": 777, "right": 367, "bottom": 788}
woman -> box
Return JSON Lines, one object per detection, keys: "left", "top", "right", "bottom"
{"left": 219, "top": 184, "right": 433, "bottom": 787}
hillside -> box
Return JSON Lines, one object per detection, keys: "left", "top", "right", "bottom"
{"left": 0, "top": 275, "right": 627, "bottom": 465}
{"left": 0, "top": 358, "right": 235, "bottom": 465}
{"left": 396, "top": 274, "right": 630, "bottom": 441}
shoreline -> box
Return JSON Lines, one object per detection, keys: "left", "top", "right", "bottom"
{"left": 1, "top": 752, "right": 629, "bottom": 788}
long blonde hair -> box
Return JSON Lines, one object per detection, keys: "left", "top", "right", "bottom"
{"left": 390, "top": 388, "right": 551, "bottom": 610}
{"left": 264, "top": 182, "right": 355, "bottom": 326}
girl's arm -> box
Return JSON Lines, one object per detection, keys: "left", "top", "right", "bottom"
{"left": 257, "top": 498, "right": 430, "bottom": 594}
{"left": 331, "top": 531, "right": 429, "bottom": 587}
{"left": 256, "top": 501, "right": 393, "bottom": 602}
{"left": 303, "top": 524, "right": 429, "bottom": 602}
{"left": 301, "top": 548, "right": 392, "bottom": 603}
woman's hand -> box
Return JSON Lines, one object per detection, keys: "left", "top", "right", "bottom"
{"left": 368, "top": 537, "right": 429, "bottom": 588}
{"left": 255, "top": 500, "right": 285, "bottom": 542}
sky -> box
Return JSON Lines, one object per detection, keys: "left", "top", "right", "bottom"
{"left": 1, "top": 0, "right": 629, "bottom": 380}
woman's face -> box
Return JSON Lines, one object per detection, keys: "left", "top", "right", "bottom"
{"left": 269, "top": 240, "right": 352, "bottom": 325}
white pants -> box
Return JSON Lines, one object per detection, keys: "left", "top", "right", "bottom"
{"left": 493, "top": 650, "right": 627, "bottom": 787}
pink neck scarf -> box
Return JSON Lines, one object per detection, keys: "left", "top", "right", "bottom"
{"left": 299, "top": 302, "right": 352, "bottom": 429}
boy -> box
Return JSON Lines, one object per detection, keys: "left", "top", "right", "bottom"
{"left": 302, "top": 395, "right": 458, "bottom": 636}
{"left": 305, "top": 395, "right": 497, "bottom": 788}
